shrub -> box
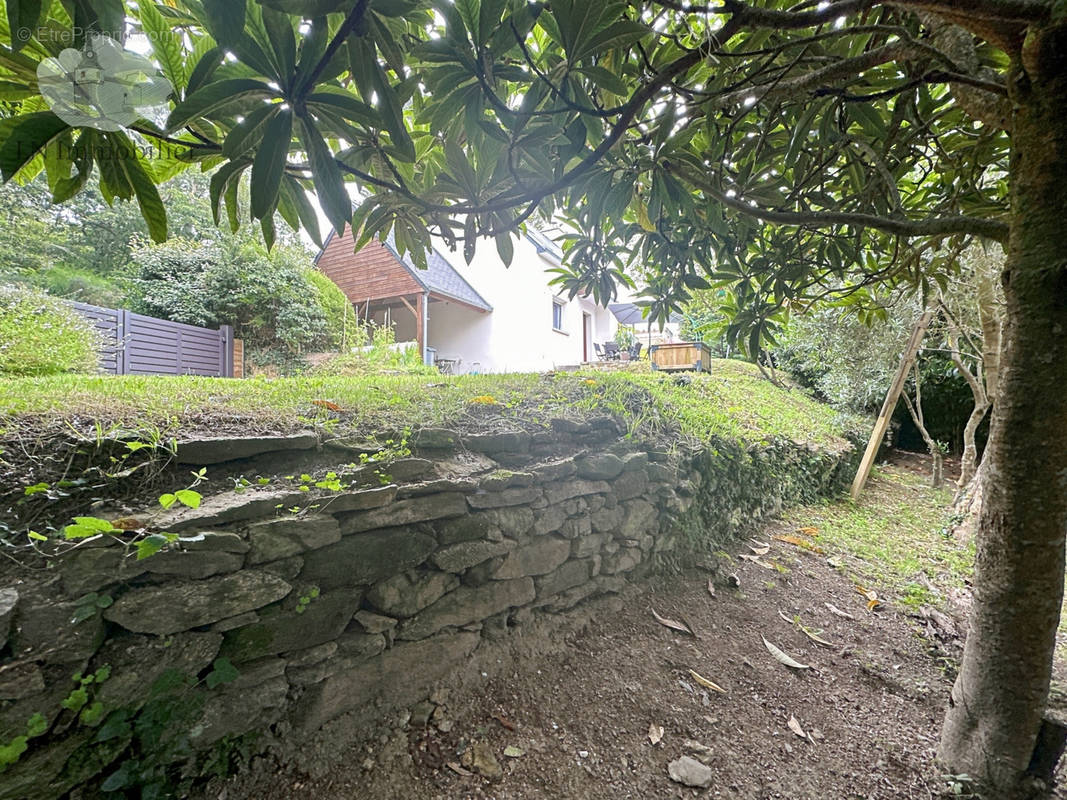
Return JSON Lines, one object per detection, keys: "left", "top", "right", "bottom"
{"left": 304, "top": 269, "right": 352, "bottom": 350}
{"left": 126, "top": 237, "right": 335, "bottom": 354}
{"left": 0, "top": 284, "right": 98, "bottom": 376}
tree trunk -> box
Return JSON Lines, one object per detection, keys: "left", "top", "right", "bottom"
{"left": 957, "top": 399, "right": 990, "bottom": 490}
{"left": 939, "top": 21, "right": 1067, "bottom": 797}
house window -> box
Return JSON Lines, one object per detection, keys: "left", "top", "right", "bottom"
{"left": 552, "top": 299, "right": 565, "bottom": 332}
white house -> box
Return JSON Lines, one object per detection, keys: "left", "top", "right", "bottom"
{"left": 314, "top": 227, "right": 620, "bottom": 373}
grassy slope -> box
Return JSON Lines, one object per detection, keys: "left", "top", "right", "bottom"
{"left": 0, "top": 359, "right": 855, "bottom": 449}
{"left": 781, "top": 464, "right": 969, "bottom": 612}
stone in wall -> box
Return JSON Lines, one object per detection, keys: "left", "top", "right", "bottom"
{"left": 103, "top": 571, "right": 292, "bottom": 636}
{"left": 366, "top": 570, "right": 459, "bottom": 618}
{"left": 246, "top": 514, "right": 342, "bottom": 564}
{"left": 174, "top": 433, "right": 318, "bottom": 465}
{"left": 338, "top": 492, "right": 468, "bottom": 534}
{"left": 301, "top": 526, "right": 437, "bottom": 590}
{"left": 220, "top": 590, "right": 362, "bottom": 663}
{"left": 436, "top": 513, "right": 503, "bottom": 546}
{"left": 492, "top": 536, "right": 571, "bottom": 579}
{"left": 294, "top": 631, "right": 480, "bottom": 732}
{"left": 397, "top": 578, "right": 535, "bottom": 641}
{"left": 534, "top": 559, "right": 593, "bottom": 599}
{"left": 432, "top": 539, "right": 516, "bottom": 572}
{"left": 13, "top": 590, "right": 105, "bottom": 664}
{"left": 93, "top": 631, "right": 222, "bottom": 711}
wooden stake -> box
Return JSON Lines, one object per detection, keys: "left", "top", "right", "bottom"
{"left": 849, "top": 309, "right": 935, "bottom": 500}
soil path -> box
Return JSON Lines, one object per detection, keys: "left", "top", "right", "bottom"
{"left": 222, "top": 503, "right": 959, "bottom": 799}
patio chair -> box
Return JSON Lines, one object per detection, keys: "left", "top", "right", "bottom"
{"left": 630, "top": 342, "right": 643, "bottom": 360}
{"left": 603, "top": 342, "right": 621, "bottom": 360}
{"left": 594, "top": 343, "right": 608, "bottom": 361}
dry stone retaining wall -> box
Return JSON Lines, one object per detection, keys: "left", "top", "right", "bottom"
{"left": 0, "top": 416, "right": 859, "bottom": 799}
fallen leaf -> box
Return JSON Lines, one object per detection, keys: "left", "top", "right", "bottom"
{"left": 796, "top": 526, "right": 819, "bottom": 536}
{"left": 856, "top": 585, "right": 883, "bottom": 611}
{"left": 779, "top": 610, "right": 835, "bottom": 647}
{"left": 688, "top": 669, "right": 726, "bottom": 694}
{"left": 826, "top": 556, "right": 844, "bottom": 568}
{"left": 787, "top": 715, "right": 807, "bottom": 738}
{"left": 503, "top": 746, "right": 524, "bottom": 758}
{"left": 762, "top": 636, "right": 811, "bottom": 670}
{"left": 648, "top": 723, "right": 664, "bottom": 745}
{"left": 491, "top": 713, "right": 516, "bottom": 731}
{"left": 798, "top": 624, "right": 835, "bottom": 647}
{"left": 824, "top": 602, "right": 854, "bottom": 620}
{"left": 738, "top": 554, "right": 774, "bottom": 569}
{"left": 110, "top": 517, "right": 142, "bottom": 531}
{"left": 446, "top": 762, "right": 473, "bottom": 777}
{"left": 706, "top": 579, "right": 716, "bottom": 598}
{"left": 748, "top": 543, "right": 771, "bottom": 556}
{"left": 652, "top": 608, "right": 695, "bottom": 637}
{"left": 773, "top": 534, "right": 824, "bottom": 553}
{"left": 727, "top": 573, "right": 741, "bottom": 588}
{"left": 311, "top": 399, "right": 344, "bottom": 411}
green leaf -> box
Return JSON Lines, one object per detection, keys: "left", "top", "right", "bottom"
{"left": 209, "top": 159, "right": 248, "bottom": 226}
{"left": 138, "top": 0, "right": 185, "bottom": 91}
{"left": 250, "top": 107, "right": 292, "bottom": 220}
{"left": 0, "top": 112, "right": 69, "bottom": 183}
{"left": 174, "top": 489, "right": 202, "bottom": 509}
{"left": 166, "top": 79, "right": 276, "bottom": 133}
{"left": 64, "top": 516, "right": 118, "bottom": 539}
{"left": 201, "top": 0, "right": 247, "bottom": 48}
{"left": 259, "top": 0, "right": 354, "bottom": 13}
{"left": 299, "top": 116, "right": 350, "bottom": 235}
{"left": 261, "top": 6, "right": 296, "bottom": 77}
{"left": 25, "top": 713, "right": 47, "bottom": 738}
{"left": 119, "top": 144, "right": 169, "bottom": 243}
{"left": 136, "top": 533, "right": 170, "bottom": 560}
{"left": 27, "top": 530, "right": 47, "bottom": 541}
{"left": 847, "top": 102, "right": 885, "bottom": 140}
{"left": 306, "top": 89, "right": 380, "bottom": 129}
{"left": 7, "top": 0, "right": 42, "bottom": 53}
{"left": 282, "top": 175, "right": 323, "bottom": 247}
{"left": 494, "top": 230, "right": 514, "bottom": 266}
{"left": 185, "top": 46, "right": 224, "bottom": 97}
{"left": 158, "top": 493, "right": 177, "bottom": 509}
{"left": 205, "top": 657, "right": 240, "bottom": 689}
{"left": 96, "top": 710, "right": 131, "bottom": 743}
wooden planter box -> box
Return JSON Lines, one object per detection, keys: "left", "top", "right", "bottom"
{"left": 649, "top": 342, "right": 712, "bottom": 373}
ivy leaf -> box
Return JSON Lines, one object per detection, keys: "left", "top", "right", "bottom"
{"left": 250, "top": 107, "right": 292, "bottom": 220}
{"left": 205, "top": 657, "right": 240, "bottom": 689}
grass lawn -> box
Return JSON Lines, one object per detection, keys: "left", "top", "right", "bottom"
{"left": 0, "top": 359, "right": 857, "bottom": 449}
{"left": 782, "top": 463, "right": 970, "bottom": 612}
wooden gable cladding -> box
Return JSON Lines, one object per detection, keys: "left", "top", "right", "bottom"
{"left": 316, "top": 230, "right": 422, "bottom": 304}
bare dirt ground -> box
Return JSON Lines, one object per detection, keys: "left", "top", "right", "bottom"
{"left": 215, "top": 462, "right": 976, "bottom": 800}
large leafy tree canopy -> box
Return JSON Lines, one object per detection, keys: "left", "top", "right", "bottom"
{"left": 0, "top": 0, "right": 1021, "bottom": 354}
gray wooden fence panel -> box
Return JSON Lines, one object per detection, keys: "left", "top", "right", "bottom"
{"left": 70, "top": 302, "right": 237, "bottom": 377}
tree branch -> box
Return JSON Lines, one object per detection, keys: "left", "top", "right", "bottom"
{"left": 671, "top": 163, "right": 1010, "bottom": 242}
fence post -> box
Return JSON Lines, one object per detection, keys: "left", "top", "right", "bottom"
{"left": 118, "top": 310, "right": 131, "bottom": 375}
{"left": 219, "top": 325, "right": 235, "bottom": 378}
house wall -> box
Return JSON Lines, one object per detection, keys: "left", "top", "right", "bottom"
{"left": 426, "top": 236, "right": 619, "bottom": 373}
